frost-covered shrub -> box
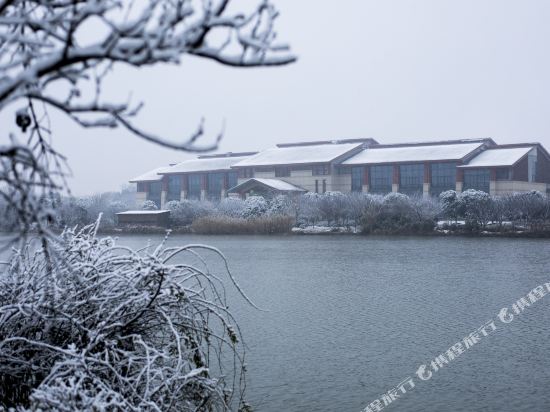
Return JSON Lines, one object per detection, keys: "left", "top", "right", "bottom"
{"left": 55, "top": 197, "right": 90, "bottom": 228}
{"left": 217, "top": 197, "right": 246, "bottom": 218}
{"left": 0, "top": 222, "right": 251, "bottom": 410}
{"left": 165, "top": 199, "right": 213, "bottom": 226}
{"left": 459, "top": 189, "right": 493, "bottom": 229}
{"left": 439, "top": 190, "right": 462, "bottom": 222}
{"left": 361, "top": 192, "right": 436, "bottom": 234}
{"left": 318, "top": 191, "right": 348, "bottom": 225}
{"left": 241, "top": 196, "right": 268, "bottom": 219}
{"left": 268, "top": 195, "right": 293, "bottom": 216}
{"left": 500, "top": 191, "right": 550, "bottom": 230}
{"left": 141, "top": 200, "right": 158, "bottom": 210}
{"left": 296, "top": 192, "right": 321, "bottom": 226}
{"left": 100, "top": 200, "right": 129, "bottom": 227}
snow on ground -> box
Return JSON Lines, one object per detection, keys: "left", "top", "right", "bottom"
{"left": 292, "top": 226, "right": 361, "bottom": 234}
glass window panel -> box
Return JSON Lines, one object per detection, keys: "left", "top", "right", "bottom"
{"left": 430, "top": 162, "right": 456, "bottom": 196}
{"left": 166, "top": 175, "right": 181, "bottom": 202}
{"left": 399, "top": 164, "right": 424, "bottom": 195}
{"left": 147, "top": 182, "right": 162, "bottom": 207}
{"left": 351, "top": 167, "right": 363, "bottom": 192}
{"left": 369, "top": 165, "right": 393, "bottom": 194}
{"left": 227, "top": 172, "right": 238, "bottom": 189}
{"left": 207, "top": 173, "right": 224, "bottom": 201}
{"left": 463, "top": 169, "right": 490, "bottom": 193}
{"left": 188, "top": 174, "right": 202, "bottom": 200}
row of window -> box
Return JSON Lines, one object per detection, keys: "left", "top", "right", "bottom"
{"left": 350, "top": 162, "right": 493, "bottom": 195}
{"left": 239, "top": 165, "right": 331, "bottom": 177}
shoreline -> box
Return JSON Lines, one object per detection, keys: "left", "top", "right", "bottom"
{"left": 91, "top": 226, "right": 550, "bottom": 238}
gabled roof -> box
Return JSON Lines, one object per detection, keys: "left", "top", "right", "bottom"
{"left": 458, "top": 147, "right": 534, "bottom": 168}
{"left": 129, "top": 166, "right": 170, "bottom": 183}
{"left": 232, "top": 142, "right": 365, "bottom": 167}
{"left": 228, "top": 178, "right": 306, "bottom": 193}
{"left": 342, "top": 142, "right": 485, "bottom": 165}
{"left": 162, "top": 153, "right": 255, "bottom": 174}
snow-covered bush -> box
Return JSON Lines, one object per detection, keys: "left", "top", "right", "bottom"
{"left": 318, "top": 191, "right": 348, "bottom": 225}
{"left": 0, "top": 221, "right": 251, "bottom": 410}
{"left": 217, "top": 197, "right": 246, "bottom": 218}
{"left": 56, "top": 197, "right": 90, "bottom": 228}
{"left": 361, "top": 192, "right": 436, "bottom": 234}
{"left": 439, "top": 190, "right": 462, "bottom": 222}
{"left": 141, "top": 200, "right": 159, "bottom": 211}
{"left": 268, "top": 195, "right": 294, "bottom": 216}
{"left": 241, "top": 196, "right": 268, "bottom": 219}
{"left": 165, "top": 200, "right": 213, "bottom": 226}
{"left": 296, "top": 192, "right": 321, "bottom": 226}
{"left": 500, "top": 191, "right": 550, "bottom": 230}
{"left": 459, "top": 189, "right": 493, "bottom": 229}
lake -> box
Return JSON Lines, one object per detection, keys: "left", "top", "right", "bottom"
{"left": 111, "top": 234, "right": 550, "bottom": 412}
{"left": 7, "top": 233, "right": 549, "bottom": 411}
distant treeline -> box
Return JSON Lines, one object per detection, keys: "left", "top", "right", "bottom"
{"left": 2, "top": 188, "right": 550, "bottom": 235}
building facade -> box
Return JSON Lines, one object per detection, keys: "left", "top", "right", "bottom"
{"left": 130, "top": 138, "right": 550, "bottom": 208}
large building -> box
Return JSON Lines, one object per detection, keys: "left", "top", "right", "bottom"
{"left": 130, "top": 138, "right": 550, "bottom": 208}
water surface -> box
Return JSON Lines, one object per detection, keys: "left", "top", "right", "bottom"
{"left": 45, "top": 234, "right": 550, "bottom": 411}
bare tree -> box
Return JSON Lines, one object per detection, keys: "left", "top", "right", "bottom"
{"left": 0, "top": 1, "right": 294, "bottom": 409}
{"left": 0, "top": 0, "right": 295, "bottom": 239}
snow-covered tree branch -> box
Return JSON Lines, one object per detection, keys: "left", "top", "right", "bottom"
{"left": 0, "top": 1, "right": 295, "bottom": 409}
{"left": 0, "top": 0, "right": 295, "bottom": 239}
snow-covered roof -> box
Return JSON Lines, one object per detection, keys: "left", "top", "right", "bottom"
{"left": 232, "top": 143, "right": 363, "bottom": 167}
{"left": 162, "top": 155, "right": 252, "bottom": 174}
{"left": 342, "top": 143, "right": 485, "bottom": 165}
{"left": 116, "top": 210, "right": 169, "bottom": 215}
{"left": 228, "top": 178, "right": 306, "bottom": 193}
{"left": 129, "top": 167, "right": 171, "bottom": 183}
{"left": 459, "top": 147, "right": 533, "bottom": 168}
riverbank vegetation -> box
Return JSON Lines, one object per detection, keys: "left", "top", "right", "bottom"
{"left": 2, "top": 189, "right": 549, "bottom": 237}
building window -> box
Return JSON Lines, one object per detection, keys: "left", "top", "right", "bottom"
{"left": 369, "top": 165, "right": 393, "bottom": 193}
{"left": 431, "top": 162, "right": 456, "bottom": 196}
{"left": 315, "top": 180, "right": 319, "bottom": 193}
{"left": 239, "top": 168, "right": 253, "bottom": 178}
{"left": 207, "top": 173, "right": 224, "bottom": 201}
{"left": 227, "top": 172, "right": 238, "bottom": 189}
{"left": 463, "top": 169, "right": 490, "bottom": 193}
{"left": 312, "top": 165, "right": 330, "bottom": 176}
{"left": 496, "top": 168, "right": 511, "bottom": 181}
{"left": 188, "top": 174, "right": 202, "bottom": 200}
{"left": 399, "top": 164, "right": 424, "bottom": 195}
{"left": 166, "top": 175, "right": 181, "bottom": 202}
{"left": 336, "top": 166, "right": 351, "bottom": 175}
{"left": 528, "top": 148, "right": 537, "bottom": 182}
{"left": 137, "top": 182, "right": 147, "bottom": 192}
{"left": 275, "top": 167, "right": 290, "bottom": 177}
{"left": 322, "top": 179, "right": 327, "bottom": 193}
{"left": 351, "top": 167, "right": 363, "bottom": 192}
{"left": 147, "top": 182, "right": 162, "bottom": 207}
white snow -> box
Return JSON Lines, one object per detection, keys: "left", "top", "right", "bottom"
{"left": 117, "top": 210, "right": 169, "bottom": 215}
{"left": 342, "top": 143, "right": 484, "bottom": 165}
{"left": 292, "top": 226, "right": 360, "bottom": 234}
{"left": 458, "top": 147, "right": 534, "bottom": 168}
{"left": 129, "top": 167, "right": 170, "bottom": 183}
{"left": 164, "top": 155, "right": 253, "bottom": 174}
{"left": 232, "top": 143, "right": 363, "bottom": 167}
{"left": 231, "top": 178, "right": 306, "bottom": 192}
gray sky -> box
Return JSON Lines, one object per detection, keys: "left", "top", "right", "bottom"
{"left": 12, "top": 1, "right": 550, "bottom": 195}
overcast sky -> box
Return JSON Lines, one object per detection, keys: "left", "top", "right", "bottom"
{"left": 10, "top": 0, "right": 550, "bottom": 195}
